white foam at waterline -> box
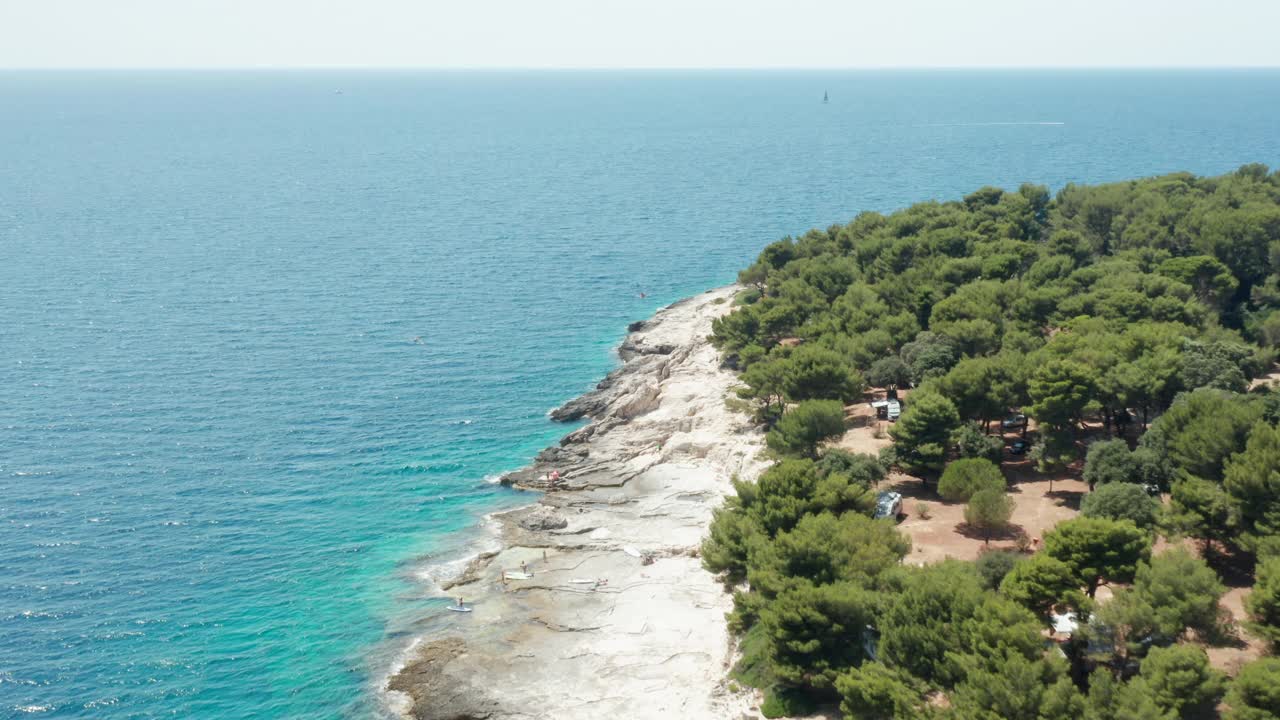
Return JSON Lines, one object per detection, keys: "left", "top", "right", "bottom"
{"left": 377, "top": 636, "right": 421, "bottom": 719}
{"left": 411, "top": 514, "right": 508, "bottom": 591}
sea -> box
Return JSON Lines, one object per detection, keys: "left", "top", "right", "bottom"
{"left": 2, "top": 69, "right": 1278, "bottom": 719}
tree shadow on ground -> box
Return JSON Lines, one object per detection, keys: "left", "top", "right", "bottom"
{"left": 1200, "top": 619, "right": 1249, "bottom": 650}
{"left": 884, "top": 476, "right": 935, "bottom": 500}
{"left": 1045, "top": 489, "right": 1085, "bottom": 510}
{"left": 1205, "top": 541, "right": 1256, "bottom": 589}
{"left": 954, "top": 522, "right": 1028, "bottom": 544}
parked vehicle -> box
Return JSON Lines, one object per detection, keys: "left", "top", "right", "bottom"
{"left": 871, "top": 399, "right": 902, "bottom": 421}
{"left": 1009, "top": 439, "right": 1030, "bottom": 455}
{"left": 1001, "top": 414, "right": 1028, "bottom": 429}
{"left": 875, "top": 491, "right": 903, "bottom": 520}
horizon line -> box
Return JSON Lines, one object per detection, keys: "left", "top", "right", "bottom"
{"left": 3, "top": 64, "right": 1280, "bottom": 72}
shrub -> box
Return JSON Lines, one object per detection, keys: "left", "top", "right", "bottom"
{"left": 938, "top": 458, "right": 1005, "bottom": 502}
{"left": 867, "top": 355, "right": 911, "bottom": 388}
{"left": 1083, "top": 438, "right": 1136, "bottom": 489}
{"left": 815, "top": 449, "right": 885, "bottom": 487}
{"left": 760, "top": 687, "right": 817, "bottom": 719}
{"left": 954, "top": 422, "right": 1004, "bottom": 464}
{"left": 975, "top": 549, "right": 1022, "bottom": 590}
{"left": 1080, "top": 482, "right": 1160, "bottom": 529}
{"left": 965, "top": 488, "right": 1016, "bottom": 544}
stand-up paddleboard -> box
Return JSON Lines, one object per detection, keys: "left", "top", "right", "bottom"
{"left": 569, "top": 578, "right": 595, "bottom": 584}
{"left": 503, "top": 571, "right": 532, "bottom": 580}
{"left": 446, "top": 606, "right": 472, "bottom": 613}
{"left": 622, "top": 546, "right": 642, "bottom": 558}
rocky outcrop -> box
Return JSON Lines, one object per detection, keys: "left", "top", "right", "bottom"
{"left": 517, "top": 507, "right": 567, "bottom": 531}
{"left": 387, "top": 286, "right": 770, "bottom": 720}
{"left": 387, "top": 638, "right": 502, "bottom": 720}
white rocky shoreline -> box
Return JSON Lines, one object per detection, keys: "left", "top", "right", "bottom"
{"left": 386, "top": 285, "right": 770, "bottom": 720}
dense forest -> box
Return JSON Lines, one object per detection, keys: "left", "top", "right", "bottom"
{"left": 703, "top": 166, "right": 1280, "bottom": 719}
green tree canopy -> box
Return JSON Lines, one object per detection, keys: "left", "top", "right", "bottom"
{"left": 975, "top": 550, "right": 1022, "bottom": 590}
{"left": 889, "top": 390, "right": 961, "bottom": 472}
{"left": 1027, "top": 359, "right": 1099, "bottom": 433}
{"left": 759, "top": 581, "right": 877, "bottom": 691}
{"left": 1043, "top": 517, "right": 1152, "bottom": 597}
{"left": 1080, "top": 482, "right": 1161, "bottom": 529}
{"left": 836, "top": 662, "right": 928, "bottom": 720}
{"left": 1140, "top": 388, "right": 1262, "bottom": 483}
{"left": 744, "top": 458, "right": 875, "bottom": 536}
{"left": 999, "top": 553, "right": 1082, "bottom": 620}
{"left": 782, "top": 344, "right": 866, "bottom": 402}
{"left": 815, "top": 449, "right": 887, "bottom": 487}
{"left": 1083, "top": 438, "right": 1138, "bottom": 490}
{"left": 1131, "top": 547, "right": 1225, "bottom": 639}
{"left": 867, "top": 355, "right": 912, "bottom": 389}
{"left": 1083, "top": 668, "right": 1171, "bottom": 720}
{"left": 953, "top": 422, "right": 1004, "bottom": 464}
{"left": 950, "top": 654, "right": 1074, "bottom": 720}
{"left": 1245, "top": 556, "right": 1280, "bottom": 651}
{"left": 700, "top": 498, "right": 762, "bottom": 582}
{"left": 1157, "top": 254, "right": 1238, "bottom": 309}
{"left": 748, "top": 512, "right": 910, "bottom": 599}
{"left": 1225, "top": 657, "right": 1280, "bottom": 720}
{"left": 1224, "top": 421, "right": 1280, "bottom": 551}
{"left": 766, "top": 399, "right": 847, "bottom": 457}
{"left": 900, "top": 331, "right": 959, "bottom": 384}
{"left": 1134, "top": 644, "right": 1225, "bottom": 718}
{"left": 936, "top": 357, "right": 1018, "bottom": 426}
{"left": 1167, "top": 477, "right": 1235, "bottom": 549}
{"left": 877, "top": 561, "right": 1042, "bottom": 686}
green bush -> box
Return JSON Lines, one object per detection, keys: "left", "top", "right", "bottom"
{"left": 965, "top": 488, "right": 1016, "bottom": 544}
{"left": 760, "top": 687, "right": 816, "bottom": 719}
{"left": 975, "top": 549, "right": 1022, "bottom": 590}
{"left": 1080, "top": 482, "right": 1160, "bottom": 529}
{"left": 938, "top": 458, "right": 1005, "bottom": 502}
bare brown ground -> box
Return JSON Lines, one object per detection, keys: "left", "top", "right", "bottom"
{"left": 1248, "top": 364, "right": 1280, "bottom": 391}
{"left": 831, "top": 404, "right": 893, "bottom": 456}
{"left": 835, "top": 407, "right": 1268, "bottom": 674}
{"left": 1205, "top": 586, "right": 1266, "bottom": 674}
{"left": 888, "top": 466, "right": 1087, "bottom": 565}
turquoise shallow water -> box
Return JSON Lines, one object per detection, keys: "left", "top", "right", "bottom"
{"left": 2, "top": 70, "right": 1279, "bottom": 718}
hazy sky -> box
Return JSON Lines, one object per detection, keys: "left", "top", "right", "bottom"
{"left": 3, "top": 0, "right": 1280, "bottom": 69}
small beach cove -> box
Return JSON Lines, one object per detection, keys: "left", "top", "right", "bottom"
{"left": 386, "top": 286, "right": 770, "bottom": 719}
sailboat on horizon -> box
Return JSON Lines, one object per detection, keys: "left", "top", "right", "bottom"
{"left": 823, "top": 90, "right": 829, "bottom": 104}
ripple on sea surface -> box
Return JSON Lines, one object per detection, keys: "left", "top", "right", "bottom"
{"left": 2, "top": 69, "right": 1280, "bottom": 719}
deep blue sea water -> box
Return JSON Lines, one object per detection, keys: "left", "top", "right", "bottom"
{"left": 2, "top": 70, "right": 1279, "bottom": 719}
